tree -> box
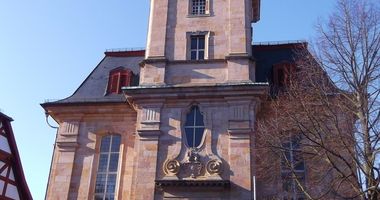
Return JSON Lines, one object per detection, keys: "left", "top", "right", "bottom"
{"left": 256, "top": 0, "right": 380, "bottom": 199}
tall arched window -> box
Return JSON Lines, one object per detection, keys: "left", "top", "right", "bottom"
{"left": 94, "top": 134, "right": 121, "bottom": 200}
{"left": 184, "top": 106, "right": 205, "bottom": 148}
{"left": 281, "top": 136, "right": 305, "bottom": 200}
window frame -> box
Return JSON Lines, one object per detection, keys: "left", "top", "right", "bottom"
{"left": 94, "top": 134, "right": 122, "bottom": 200}
{"left": 106, "top": 67, "right": 132, "bottom": 94}
{"left": 183, "top": 105, "right": 206, "bottom": 149}
{"left": 280, "top": 136, "right": 306, "bottom": 200}
{"left": 188, "top": 0, "right": 211, "bottom": 16}
{"left": 187, "top": 31, "right": 210, "bottom": 60}
{"left": 273, "top": 62, "right": 295, "bottom": 87}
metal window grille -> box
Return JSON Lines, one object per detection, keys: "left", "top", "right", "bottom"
{"left": 192, "top": 0, "right": 206, "bottom": 15}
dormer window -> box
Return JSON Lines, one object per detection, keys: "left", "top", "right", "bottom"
{"left": 107, "top": 67, "right": 132, "bottom": 94}
{"left": 189, "top": 0, "right": 210, "bottom": 16}
{"left": 273, "top": 62, "right": 295, "bottom": 87}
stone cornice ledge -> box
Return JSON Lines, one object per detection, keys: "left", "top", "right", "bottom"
{"left": 56, "top": 141, "right": 78, "bottom": 152}
{"left": 137, "top": 129, "right": 162, "bottom": 137}
{"left": 141, "top": 56, "right": 168, "bottom": 66}
{"left": 123, "top": 82, "right": 268, "bottom": 102}
{"left": 155, "top": 179, "right": 230, "bottom": 189}
{"left": 228, "top": 128, "right": 252, "bottom": 139}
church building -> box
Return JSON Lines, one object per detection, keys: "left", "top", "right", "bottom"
{"left": 42, "top": 0, "right": 320, "bottom": 199}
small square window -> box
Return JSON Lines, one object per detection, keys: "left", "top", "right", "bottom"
{"left": 191, "top": 0, "right": 206, "bottom": 15}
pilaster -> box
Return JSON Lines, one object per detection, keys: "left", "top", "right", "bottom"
{"left": 227, "top": 99, "right": 255, "bottom": 199}
{"left": 146, "top": 0, "right": 169, "bottom": 58}
{"left": 46, "top": 120, "right": 80, "bottom": 200}
{"left": 134, "top": 104, "right": 163, "bottom": 199}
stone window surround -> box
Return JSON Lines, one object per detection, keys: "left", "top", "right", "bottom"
{"left": 187, "top": 0, "right": 212, "bottom": 17}
{"left": 183, "top": 105, "right": 206, "bottom": 149}
{"left": 186, "top": 31, "right": 211, "bottom": 61}
{"left": 181, "top": 104, "right": 209, "bottom": 151}
{"left": 93, "top": 134, "right": 122, "bottom": 200}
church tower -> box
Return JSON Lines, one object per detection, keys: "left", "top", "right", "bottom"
{"left": 124, "top": 0, "right": 263, "bottom": 199}
{"left": 140, "top": 0, "right": 261, "bottom": 85}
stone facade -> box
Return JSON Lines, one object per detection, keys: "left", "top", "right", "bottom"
{"left": 41, "top": 0, "right": 344, "bottom": 199}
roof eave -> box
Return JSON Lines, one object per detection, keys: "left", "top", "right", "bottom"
{"left": 252, "top": 0, "right": 261, "bottom": 23}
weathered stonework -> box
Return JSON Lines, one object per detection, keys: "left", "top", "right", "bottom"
{"left": 40, "top": 0, "right": 340, "bottom": 199}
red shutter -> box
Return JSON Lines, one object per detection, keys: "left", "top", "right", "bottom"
{"left": 107, "top": 68, "right": 133, "bottom": 94}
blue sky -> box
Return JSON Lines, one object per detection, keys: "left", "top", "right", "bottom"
{"left": 0, "top": 1, "right": 335, "bottom": 199}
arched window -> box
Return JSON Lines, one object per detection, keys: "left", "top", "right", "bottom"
{"left": 281, "top": 136, "right": 305, "bottom": 200}
{"left": 94, "top": 134, "right": 121, "bottom": 200}
{"left": 184, "top": 106, "right": 205, "bottom": 148}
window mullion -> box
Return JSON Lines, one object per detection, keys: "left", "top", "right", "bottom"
{"left": 193, "top": 107, "right": 197, "bottom": 148}
{"left": 103, "top": 135, "right": 113, "bottom": 199}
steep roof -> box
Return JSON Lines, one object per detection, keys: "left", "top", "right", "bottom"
{"left": 44, "top": 50, "right": 144, "bottom": 105}
{"left": 42, "top": 41, "right": 307, "bottom": 106}
{"left": 253, "top": 41, "right": 308, "bottom": 83}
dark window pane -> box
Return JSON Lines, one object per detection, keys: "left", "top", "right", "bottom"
{"left": 111, "top": 135, "right": 121, "bottom": 152}
{"left": 98, "top": 154, "right": 109, "bottom": 172}
{"left": 94, "top": 195, "right": 104, "bottom": 200}
{"left": 195, "top": 108, "right": 204, "bottom": 126}
{"left": 198, "top": 51, "right": 204, "bottom": 60}
{"left": 185, "top": 128, "right": 194, "bottom": 147}
{"left": 95, "top": 174, "right": 106, "bottom": 193}
{"left": 194, "top": 128, "right": 204, "bottom": 147}
{"left": 120, "top": 75, "right": 127, "bottom": 87}
{"left": 109, "top": 153, "right": 119, "bottom": 172}
{"left": 106, "top": 195, "right": 115, "bottom": 200}
{"left": 185, "top": 110, "right": 195, "bottom": 126}
{"left": 191, "top": 38, "right": 198, "bottom": 49}
{"left": 191, "top": 51, "right": 197, "bottom": 60}
{"left": 294, "top": 152, "right": 304, "bottom": 170}
{"left": 100, "top": 136, "right": 111, "bottom": 152}
{"left": 106, "top": 174, "right": 117, "bottom": 193}
{"left": 198, "top": 37, "right": 205, "bottom": 49}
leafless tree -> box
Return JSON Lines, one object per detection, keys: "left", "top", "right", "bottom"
{"left": 256, "top": 0, "right": 379, "bottom": 199}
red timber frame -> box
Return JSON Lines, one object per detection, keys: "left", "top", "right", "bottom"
{"left": 0, "top": 113, "right": 32, "bottom": 200}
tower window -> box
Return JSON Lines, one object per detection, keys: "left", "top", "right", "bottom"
{"left": 191, "top": 0, "right": 206, "bottom": 15}
{"left": 281, "top": 136, "right": 305, "bottom": 200}
{"left": 94, "top": 134, "right": 121, "bottom": 200}
{"left": 184, "top": 106, "right": 205, "bottom": 148}
{"left": 107, "top": 67, "right": 132, "bottom": 94}
{"left": 190, "top": 35, "right": 205, "bottom": 60}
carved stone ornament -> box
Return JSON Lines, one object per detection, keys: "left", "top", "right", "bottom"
{"left": 206, "top": 159, "right": 222, "bottom": 174}
{"left": 184, "top": 150, "right": 203, "bottom": 178}
{"left": 164, "top": 159, "right": 180, "bottom": 175}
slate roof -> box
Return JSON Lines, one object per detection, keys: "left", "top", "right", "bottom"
{"left": 46, "top": 50, "right": 144, "bottom": 104}
{"left": 42, "top": 41, "right": 306, "bottom": 105}
{"left": 253, "top": 41, "right": 307, "bottom": 83}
